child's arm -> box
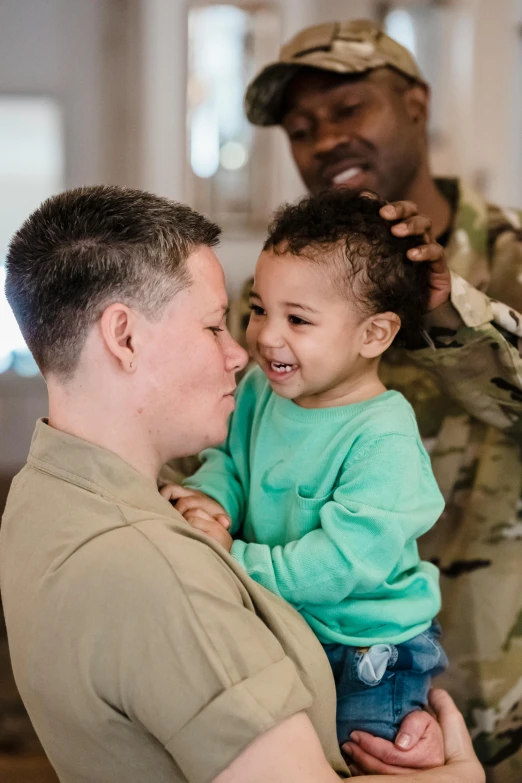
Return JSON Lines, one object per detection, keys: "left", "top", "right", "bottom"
{"left": 181, "top": 369, "right": 261, "bottom": 533}
{"left": 181, "top": 439, "right": 245, "bottom": 535}
{"left": 229, "top": 434, "right": 444, "bottom": 604}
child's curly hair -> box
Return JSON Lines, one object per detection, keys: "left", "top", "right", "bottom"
{"left": 263, "top": 190, "right": 431, "bottom": 349}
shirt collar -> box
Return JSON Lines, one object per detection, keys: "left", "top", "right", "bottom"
{"left": 27, "top": 418, "right": 177, "bottom": 519}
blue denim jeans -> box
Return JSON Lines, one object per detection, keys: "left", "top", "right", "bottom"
{"left": 323, "top": 621, "right": 448, "bottom": 743}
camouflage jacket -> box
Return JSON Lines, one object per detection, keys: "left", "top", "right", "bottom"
{"left": 229, "top": 179, "right": 522, "bottom": 781}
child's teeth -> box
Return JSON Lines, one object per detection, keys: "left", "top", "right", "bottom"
{"left": 271, "top": 362, "right": 294, "bottom": 373}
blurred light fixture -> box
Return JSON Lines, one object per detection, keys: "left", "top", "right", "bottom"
{"left": 220, "top": 141, "right": 248, "bottom": 170}
{"left": 190, "top": 104, "right": 220, "bottom": 178}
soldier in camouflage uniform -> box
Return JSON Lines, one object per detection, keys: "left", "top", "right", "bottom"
{"left": 237, "top": 19, "right": 522, "bottom": 782}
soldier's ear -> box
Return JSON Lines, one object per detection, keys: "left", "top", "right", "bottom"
{"left": 404, "top": 84, "right": 430, "bottom": 128}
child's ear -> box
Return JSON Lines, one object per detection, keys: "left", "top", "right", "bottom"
{"left": 360, "top": 313, "right": 401, "bottom": 359}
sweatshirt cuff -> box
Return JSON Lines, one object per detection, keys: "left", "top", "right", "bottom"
{"left": 230, "top": 538, "right": 247, "bottom": 569}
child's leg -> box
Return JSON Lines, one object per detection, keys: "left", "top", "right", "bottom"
{"left": 323, "top": 621, "right": 448, "bottom": 745}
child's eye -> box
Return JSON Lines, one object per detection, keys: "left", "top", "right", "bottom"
{"left": 289, "top": 315, "right": 311, "bottom": 326}
{"left": 208, "top": 326, "right": 224, "bottom": 336}
{"left": 249, "top": 304, "right": 265, "bottom": 316}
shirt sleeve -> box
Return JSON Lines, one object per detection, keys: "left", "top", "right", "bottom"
{"left": 404, "top": 271, "right": 522, "bottom": 440}
{"left": 74, "top": 525, "right": 313, "bottom": 783}
{"left": 230, "top": 434, "right": 444, "bottom": 605}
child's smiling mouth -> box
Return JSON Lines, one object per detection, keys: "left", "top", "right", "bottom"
{"left": 270, "top": 361, "right": 297, "bottom": 374}
{"left": 262, "top": 359, "right": 300, "bottom": 384}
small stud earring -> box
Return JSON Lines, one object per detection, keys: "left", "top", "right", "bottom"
{"left": 129, "top": 361, "right": 134, "bottom": 370}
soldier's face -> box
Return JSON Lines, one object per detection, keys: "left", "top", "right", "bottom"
{"left": 281, "top": 69, "right": 428, "bottom": 202}
{"left": 246, "top": 249, "right": 372, "bottom": 408}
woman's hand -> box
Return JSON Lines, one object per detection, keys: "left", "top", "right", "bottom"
{"left": 344, "top": 689, "right": 484, "bottom": 782}
{"left": 343, "top": 706, "right": 444, "bottom": 775}
{"left": 380, "top": 200, "right": 451, "bottom": 312}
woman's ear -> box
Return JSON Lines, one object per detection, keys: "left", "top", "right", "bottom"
{"left": 360, "top": 312, "right": 401, "bottom": 359}
{"left": 99, "top": 302, "right": 137, "bottom": 373}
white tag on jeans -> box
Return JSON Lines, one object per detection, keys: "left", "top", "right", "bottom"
{"left": 357, "top": 644, "right": 394, "bottom": 686}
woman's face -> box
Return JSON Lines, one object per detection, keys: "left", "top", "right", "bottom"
{"left": 138, "top": 246, "right": 248, "bottom": 461}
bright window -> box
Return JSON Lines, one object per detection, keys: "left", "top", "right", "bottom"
{"left": 385, "top": 9, "right": 417, "bottom": 58}
{"left": 0, "top": 96, "right": 64, "bottom": 376}
{"left": 187, "top": 2, "right": 280, "bottom": 227}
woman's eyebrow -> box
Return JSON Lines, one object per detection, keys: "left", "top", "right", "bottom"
{"left": 207, "top": 305, "right": 230, "bottom": 317}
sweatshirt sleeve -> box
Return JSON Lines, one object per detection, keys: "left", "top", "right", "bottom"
{"left": 230, "top": 434, "right": 444, "bottom": 605}
{"left": 183, "top": 440, "right": 246, "bottom": 533}
{"left": 183, "top": 370, "right": 261, "bottom": 532}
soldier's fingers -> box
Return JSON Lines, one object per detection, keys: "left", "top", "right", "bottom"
{"left": 406, "top": 242, "right": 444, "bottom": 262}
{"left": 359, "top": 190, "right": 380, "bottom": 201}
{"left": 379, "top": 200, "right": 421, "bottom": 221}
{"left": 390, "top": 214, "right": 433, "bottom": 241}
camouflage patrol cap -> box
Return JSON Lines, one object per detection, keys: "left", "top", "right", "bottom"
{"left": 245, "top": 19, "right": 426, "bottom": 127}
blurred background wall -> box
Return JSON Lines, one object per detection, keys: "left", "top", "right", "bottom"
{"left": 0, "top": 0, "right": 521, "bottom": 773}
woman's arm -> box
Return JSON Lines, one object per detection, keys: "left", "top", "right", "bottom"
{"left": 211, "top": 691, "right": 484, "bottom": 783}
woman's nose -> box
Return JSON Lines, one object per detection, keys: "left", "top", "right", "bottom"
{"left": 225, "top": 334, "right": 249, "bottom": 373}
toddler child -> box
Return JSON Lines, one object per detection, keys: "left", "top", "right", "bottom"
{"left": 163, "top": 191, "right": 447, "bottom": 745}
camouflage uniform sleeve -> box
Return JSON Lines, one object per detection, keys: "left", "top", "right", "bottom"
{"left": 404, "top": 271, "right": 522, "bottom": 439}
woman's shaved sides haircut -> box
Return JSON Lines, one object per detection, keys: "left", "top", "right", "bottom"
{"left": 5, "top": 185, "right": 221, "bottom": 381}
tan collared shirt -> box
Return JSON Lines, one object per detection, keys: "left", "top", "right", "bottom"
{"left": 0, "top": 420, "right": 348, "bottom": 783}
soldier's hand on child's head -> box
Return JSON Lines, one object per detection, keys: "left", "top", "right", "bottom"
{"left": 160, "top": 484, "right": 231, "bottom": 529}
{"left": 182, "top": 511, "right": 233, "bottom": 552}
{"left": 380, "top": 200, "right": 451, "bottom": 312}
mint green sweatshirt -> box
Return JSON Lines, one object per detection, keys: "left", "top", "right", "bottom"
{"left": 185, "top": 367, "right": 444, "bottom": 646}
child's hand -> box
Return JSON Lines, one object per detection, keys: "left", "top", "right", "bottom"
{"left": 182, "top": 511, "right": 233, "bottom": 552}
{"left": 160, "top": 484, "right": 231, "bottom": 529}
